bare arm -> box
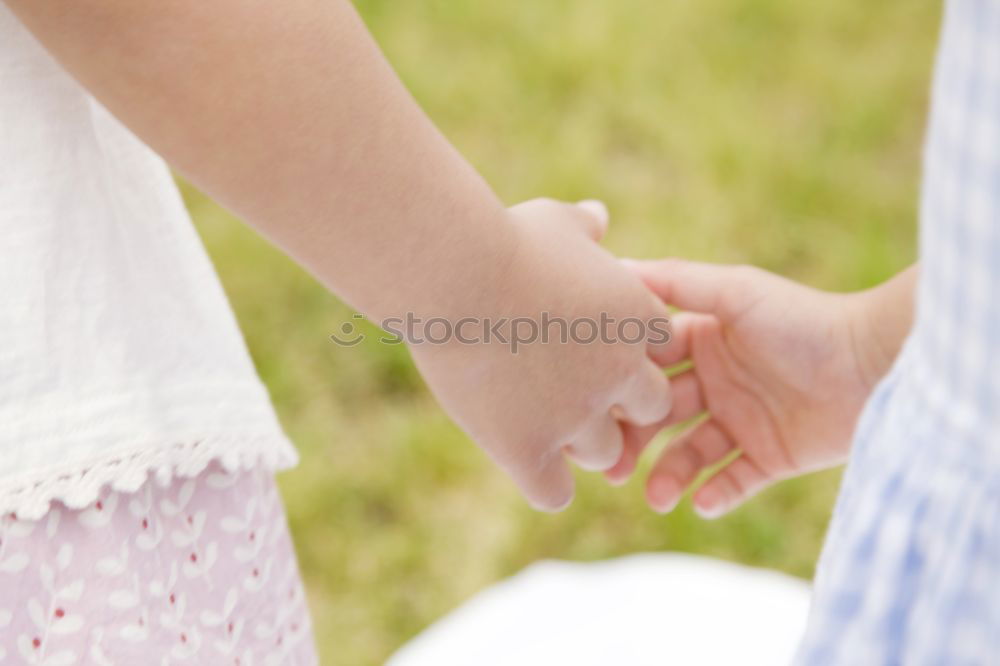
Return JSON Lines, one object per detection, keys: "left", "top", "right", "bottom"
{"left": 5, "top": 0, "right": 508, "bottom": 321}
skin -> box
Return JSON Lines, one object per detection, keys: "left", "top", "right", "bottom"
{"left": 608, "top": 260, "right": 918, "bottom": 518}
{"left": 4, "top": 0, "right": 672, "bottom": 510}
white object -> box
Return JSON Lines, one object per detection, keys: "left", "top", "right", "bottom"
{"left": 0, "top": 7, "right": 297, "bottom": 519}
{"left": 389, "top": 553, "right": 811, "bottom": 666}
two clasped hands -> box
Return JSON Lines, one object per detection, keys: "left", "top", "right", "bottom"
{"left": 412, "top": 198, "right": 917, "bottom": 516}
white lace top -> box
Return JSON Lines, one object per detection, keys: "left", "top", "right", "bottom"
{"left": 0, "top": 7, "right": 299, "bottom": 519}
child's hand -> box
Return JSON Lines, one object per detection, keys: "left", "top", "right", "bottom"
{"left": 607, "top": 260, "right": 915, "bottom": 518}
{"left": 409, "top": 199, "right": 673, "bottom": 511}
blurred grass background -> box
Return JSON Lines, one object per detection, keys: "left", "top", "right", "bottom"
{"left": 179, "top": 0, "right": 938, "bottom": 662}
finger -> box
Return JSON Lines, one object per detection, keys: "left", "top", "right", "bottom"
{"left": 615, "top": 360, "right": 672, "bottom": 426}
{"left": 565, "top": 413, "right": 625, "bottom": 472}
{"left": 605, "top": 318, "right": 711, "bottom": 486}
{"left": 608, "top": 371, "right": 709, "bottom": 483}
{"left": 623, "top": 258, "right": 761, "bottom": 321}
{"left": 510, "top": 197, "right": 610, "bottom": 241}
{"left": 645, "top": 420, "right": 735, "bottom": 513}
{"left": 511, "top": 450, "right": 575, "bottom": 513}
{"left": 645, "top": 311, "right": 702, "bottom": 368}
{"left": 574, "top": 199, "right": 609, "bottom": 240}
{"left": 605, "top": 419, "right": 662, "bottom": 485}
{"left": 661, "top": 370, "right": 706, "bottom": 428}
{"left": 693, "top": 455, "right": 771, "bottom": 519}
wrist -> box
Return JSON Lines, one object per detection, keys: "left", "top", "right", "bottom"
{"left": 846, "top": 266, "right": 918, "bottom": 389}
{"left": 846, "top": 292, "right": 892, "bottom": 391}
{"left": 353, "top": 199, "right": 517, "bottom": 326}
{"left": 391, "top": 208, "right": 541, "bottom": 348}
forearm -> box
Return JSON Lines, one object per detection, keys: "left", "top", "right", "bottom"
{"left": 851, "top": 264, "right": 918, "bottom": 386}
{"left": 5, "top": 0, "right": 509, "bottom": 321}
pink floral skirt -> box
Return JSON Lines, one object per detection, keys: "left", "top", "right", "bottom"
{"left": 0, "top": 462, "right": 317, "bottom": 665}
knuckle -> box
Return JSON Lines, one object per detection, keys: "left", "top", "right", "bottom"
{"left": 532, "top": 197, "right": 564, "bottom": 216}
{"left": 570, "top": 443, "right": 620, "bottom": 472}
{"left": 718, "top": 280, "right": 753, "bottom": 315}
{"left": 512, "top": 197, "right": 559, "bottom": 220}
{"left": 731, "top": 263, "right": 763, "bottom": 281}
{"left": 722, "top": 470, "right": 745, "bottom": 497}
{"left": 652, "top": 257, "right": 685, "bottom": 273}
{"left": 675, "top": 446, "right": 701, "bottom": 480}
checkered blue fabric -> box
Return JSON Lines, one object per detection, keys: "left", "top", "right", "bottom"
{"left": 795, "top": 0, "right": 1000, "bottom": 662}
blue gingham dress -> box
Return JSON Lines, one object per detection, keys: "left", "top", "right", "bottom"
{"left": 795, "top": 0, "right": 1000, "bottom": 662}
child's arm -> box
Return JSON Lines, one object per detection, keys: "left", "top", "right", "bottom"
{"left": 5, "top": 0, "right": 672, "bottom": 510}
{"left": 7, "top": 0, "right": 506, "bottom": 321}
{"left": 607, "top": 260, "right": 916, "bottom": 517}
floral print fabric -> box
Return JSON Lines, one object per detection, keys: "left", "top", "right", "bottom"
{"left": 0, "top": 462, "right": 317, "bottom": 665}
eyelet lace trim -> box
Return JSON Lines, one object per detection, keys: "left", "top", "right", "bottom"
{"left": 0, "top": 435, "right": 298, "bottom": 521}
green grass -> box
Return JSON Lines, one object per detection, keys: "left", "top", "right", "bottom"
{"left": 180, "top": 0, "right": 938, "bottom": 662}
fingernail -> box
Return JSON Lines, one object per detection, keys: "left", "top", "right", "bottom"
{"left": 533, "top": 497, "right": 572, "bottom": 513}
{"left": 606, "top": 470, "right": 630, "bottom": 487}
{"left": 694, "top": 487, "right": 724, "bottom": 519}
{"left": 648, "top": 477, "right": 680, "bottom": 514}
{"left": 575, "top": 199, "right": 609, "bottom": 223}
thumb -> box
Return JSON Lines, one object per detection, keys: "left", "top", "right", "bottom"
{"left": 572, "top": 199, "right": 609, "bottom": 241}
{"left": 622, "top": 258, "right": 759, "bottom": 321}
